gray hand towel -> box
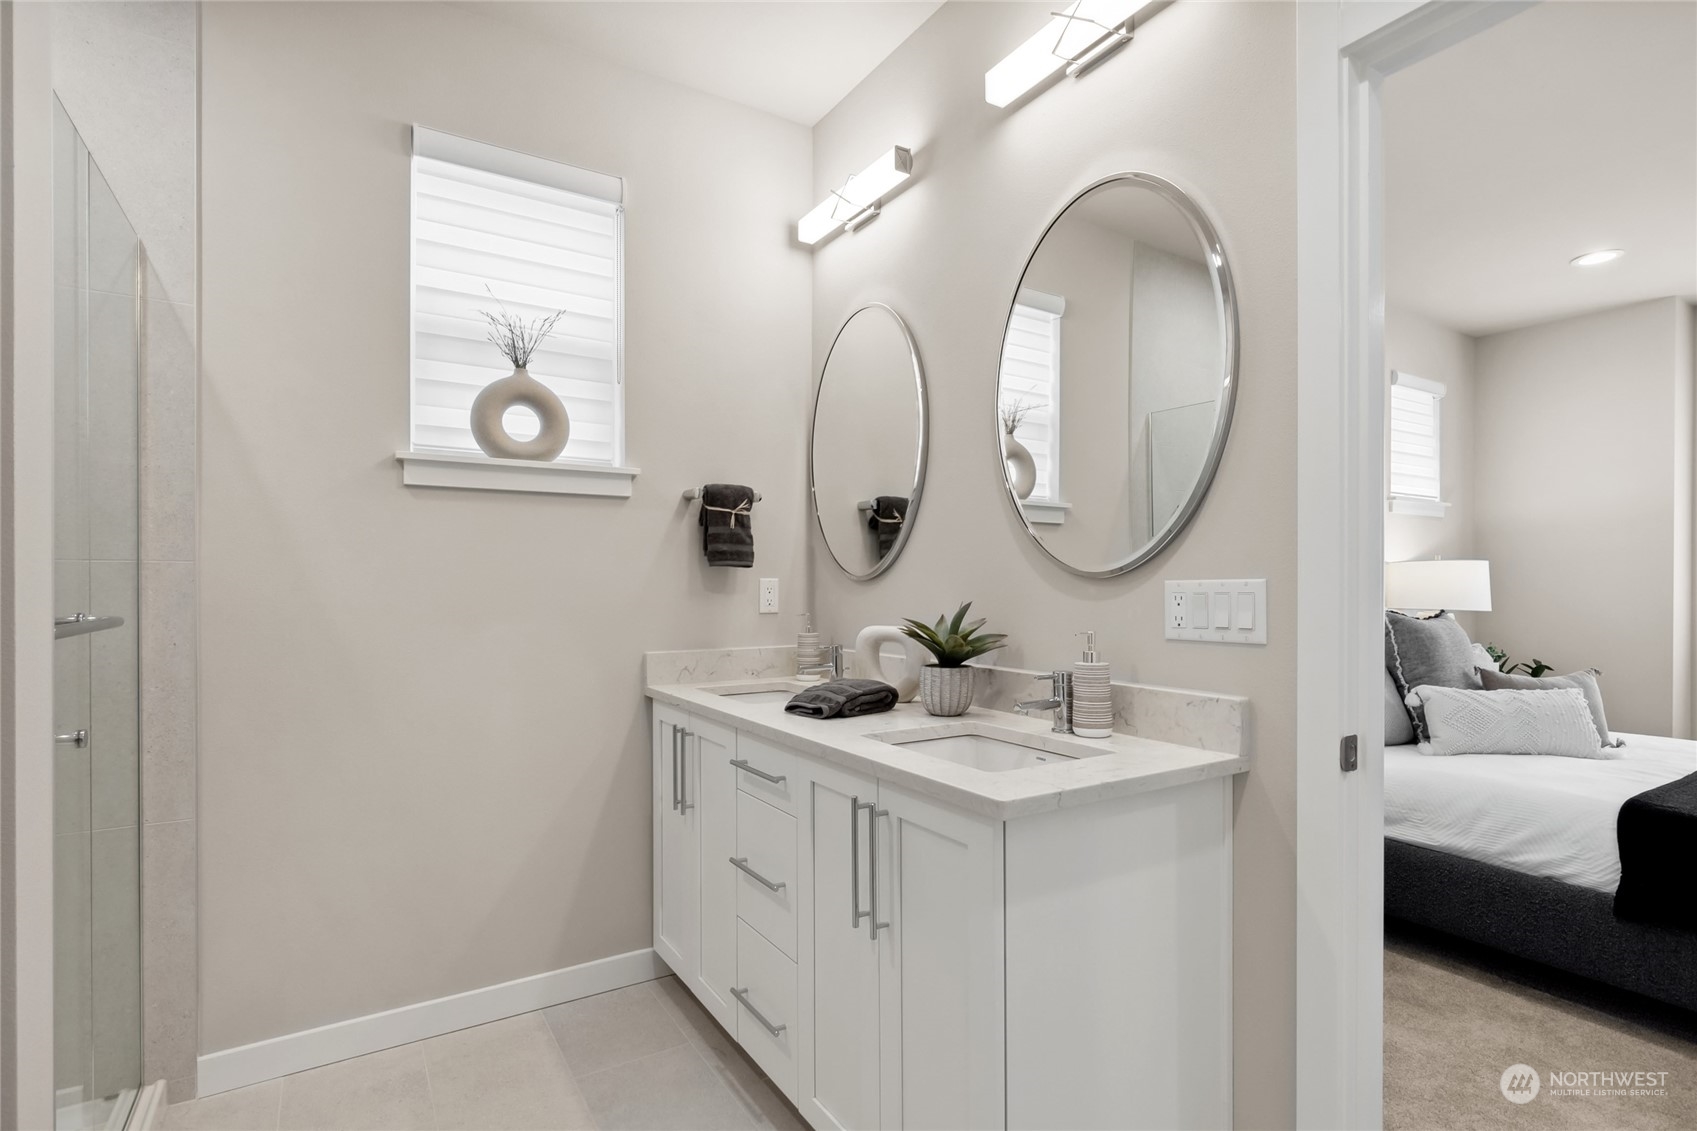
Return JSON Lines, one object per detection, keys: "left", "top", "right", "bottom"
{"left": 784, "top": 679, "right": 898, "bottom": 719}
{"left": 867, "top": 496, "right": 908, "bottom": 558}
{"left": 699, "top": 483, "right": 755, "bottom": 568}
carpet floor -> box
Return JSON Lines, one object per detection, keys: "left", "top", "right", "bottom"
{"left": 1385, "top": 925, "right": 1697, "bottom": 1130}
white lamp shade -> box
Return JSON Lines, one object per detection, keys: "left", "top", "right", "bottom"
{"left": 1385, "top": 559, "right": 1492, "bottom": 612}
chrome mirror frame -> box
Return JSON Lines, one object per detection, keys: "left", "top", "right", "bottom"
{"left": 995, "top": 172, "right": 1240, "bottom": 578}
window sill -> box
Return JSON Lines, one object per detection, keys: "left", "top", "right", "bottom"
{"left": 395, "top": 450, "right": 639, "bottom": 497}
{"left": 1388, "top": 495, "right": 1448, "bottom": 518}
{"left": 1023, "top": 498, "right": 1070, "bottom": 525}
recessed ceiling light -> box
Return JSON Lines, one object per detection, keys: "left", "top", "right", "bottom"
{"left": 1570, "top": 249, "right": 1624, "bottom": 267}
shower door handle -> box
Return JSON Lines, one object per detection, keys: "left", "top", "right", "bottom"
{"left": 54, "top": 614, "right": 125, "bottom": 640}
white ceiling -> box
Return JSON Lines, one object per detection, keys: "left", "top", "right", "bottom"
{"left": 1384, "top": 1, "right": 1697, "bottom": 337}
{"left": 465, "top": 1, "right": 942, "bottom": 127}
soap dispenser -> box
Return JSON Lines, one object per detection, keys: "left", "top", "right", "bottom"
{"left": 1071, "top": 631, "right": 1114, "bottom": 739}
{"left": 796, "top": 612, "right": 825, "bottom": 676}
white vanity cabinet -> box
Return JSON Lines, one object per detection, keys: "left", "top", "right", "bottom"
{"left": 651, "top": 699, "right": 1234, "bottom": 1131}
{"left": 797, "top": 758, "right": 1004, "bottom": 1131}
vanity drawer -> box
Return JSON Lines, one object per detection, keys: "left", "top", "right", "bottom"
{"left": 734, "top": 918, "right": 797, "bottom": 1102}
{"left": 734, "top": 791, "right": 796, "bottom": 959}
{"left": 731, "top": 735, "right": 796, "bottom": 815}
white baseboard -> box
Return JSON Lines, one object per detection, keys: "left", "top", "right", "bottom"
{"left": 197, "top": 947, "right": 668, "bottom": 1097}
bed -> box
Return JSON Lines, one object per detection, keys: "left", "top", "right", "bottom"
{"left": 1384, "top": 733, "right": 1697, "bottom": 1012}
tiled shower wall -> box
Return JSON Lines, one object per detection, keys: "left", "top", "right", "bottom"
{"left": 52, "top": 1, "right": 200, "bottom": 1100}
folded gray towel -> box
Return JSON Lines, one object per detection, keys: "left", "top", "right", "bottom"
{"left": 867, "top": 496, "right": 908, "bottom": 558}
{"left": 699, "top": 483, "right": 755, "bottom": 568}
{"left": 784, "top": 679, "right": 898, "bottom": 719}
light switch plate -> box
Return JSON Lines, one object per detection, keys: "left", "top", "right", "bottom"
{"left": 1164, "top": 579, "right": 1267, "bottom": 644}
{"left": 758, "top": 578, "right": 779, "bottom": 614}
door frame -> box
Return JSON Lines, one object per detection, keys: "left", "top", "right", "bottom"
{"left": 1294, "top": 2, "right": 1535, "bottom": 1127}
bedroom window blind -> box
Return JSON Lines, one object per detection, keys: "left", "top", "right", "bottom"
{"left": 998, "top": 289, "right": 1065, "bottom": 502}
{"left": 410, "top": 127, "right": 625, "bottom": 465}
{"left": 1389, "top": 371, "right": 1446, "bottom": 514}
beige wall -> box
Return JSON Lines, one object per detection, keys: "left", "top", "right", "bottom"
{"left": 1472, "top": 298, "right": 1695, "bottom": 737}
{"left": 1385, "top": 306, "right": 1477, "bottom": 565}
{"left": 808, "top": 3, "right": 1298, "bottom": 1125}
{"left": 198, "top": 1, "right": 812, "bottom": 1052}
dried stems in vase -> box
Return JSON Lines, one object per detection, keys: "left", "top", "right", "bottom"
{"left": 479, "top": 288, "right": 567, "bottom": 369}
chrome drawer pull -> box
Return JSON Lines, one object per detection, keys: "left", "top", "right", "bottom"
{"left": 729, "top": 758, "right": 786, "bottom": 785}
{"left": 55, "top": 730, "right": 88, "bottom": 748}
{"left": 729, "top": 856, "right": 785, "bottom": 892}
{"left": 851, "top": 797, "right": 874, "bottom": 930}
{"left": 730, "top": 987, "right": 786, "bottom": 1036}
{"left": 54, "top": 614, "right": 124, "bottom": 640}
{"left": 868, "top": 806, "right": 890, "bottom": 941}
{"left": 678, "top": 730, "right": 695, "bottom": 813}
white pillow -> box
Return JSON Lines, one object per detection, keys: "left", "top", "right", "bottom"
{"left": 1405, "top": 685, "right": 1614, "bottom": 758}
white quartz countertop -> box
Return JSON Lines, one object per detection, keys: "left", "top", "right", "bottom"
{"left": 647, "top": 679, "right": 1247, "bottom": 821}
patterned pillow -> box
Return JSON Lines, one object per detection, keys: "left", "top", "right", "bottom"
{"left": 1406, "top": 685, "right": 1614, "bottom": 758}
{"left": 1477, "top": 667, "right": 1622, "bottom": 748}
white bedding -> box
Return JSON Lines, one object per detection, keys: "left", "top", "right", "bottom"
{"left": 1384, "top": 733, "right": 1697, "bottom": 892}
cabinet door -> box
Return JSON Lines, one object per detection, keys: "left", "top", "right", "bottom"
{"left": 653, "top": 703, "right": 698, "bottom": 982}
{"left": 692, "top": 714, "right": 738, "bottom": 1031}
{"left": 797, "top": 758, "right": 882, "bottom": 1131}
{"left": 876, "top": 783, "right": 1004, "bottom": 1131}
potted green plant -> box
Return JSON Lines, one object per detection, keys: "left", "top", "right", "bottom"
{"left": 899, "top": 602, "right": 1009, "bottom": 716}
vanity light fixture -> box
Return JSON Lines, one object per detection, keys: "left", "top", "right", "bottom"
{"left": 984, "top": 0, "right": 1151, "bottom": 108}
{"left": 797, "top": 146, "right": 914, "bottom": 246}
{"left": 1570, "top": 248, "right": 1624, "bottom": 267}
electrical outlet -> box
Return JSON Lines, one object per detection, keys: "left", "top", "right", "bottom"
{"left": 1167, "top": 589, "right": 1188, "bottom": 630}
{"left": 758, "top": 578, "right": 780, "bottom": 615}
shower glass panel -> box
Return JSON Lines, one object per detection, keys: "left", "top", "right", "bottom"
{"left": 52, "top": 98, "right": 143, "bottom": 1131}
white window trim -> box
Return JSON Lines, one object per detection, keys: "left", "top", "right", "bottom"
{"left": 1386, "top": 369, "right": 1445, "bottom": 517}
{"left": 1009, "top": 288, "right": 1066, "bottom": 515}
{"left": 400, "top": 126, "right": 635, "bottom": 495}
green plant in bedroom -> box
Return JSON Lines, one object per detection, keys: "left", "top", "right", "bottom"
{"left": 1484, "top": 643, "right": 1554, "bottom": 678}
{"left": 900, "top": 603, "right": 1009, "bottom": 717}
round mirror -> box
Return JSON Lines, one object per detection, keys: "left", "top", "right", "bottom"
{"left": 996, "top": 173, "right": 1238, "bottom": 577}
{"left": 810, "top": 304, "right": 928, "bottom": 580}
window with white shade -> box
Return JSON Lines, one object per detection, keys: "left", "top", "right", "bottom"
{"left": 1388, "top": 371, "right": 1446, "bottom": 516}
{"left": 998, "top": 289, "right": 1065, "bottom": 506}
{"left": 403, "top": 127, "right": 630, "bottom": 493}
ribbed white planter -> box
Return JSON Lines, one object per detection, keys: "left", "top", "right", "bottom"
{"left": 920, "top": 665, "right": 975, "bottom": 717}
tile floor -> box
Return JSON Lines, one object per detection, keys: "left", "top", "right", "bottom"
{"left": 162, "top": 978, "right": 805, "bottom": 1131}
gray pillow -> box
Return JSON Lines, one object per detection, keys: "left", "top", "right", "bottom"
{"left": 1385, "top": 669, "right": 1415, "bottom": 746}
{"left": 1386, "top": 611, "right": 1482, "bottom": 741}
{"left": 1478, "top": 667, "right": 1622, "bottom": 748}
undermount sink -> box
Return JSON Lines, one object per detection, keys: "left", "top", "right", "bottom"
{"left": 879, "top": 728, "right": 1078, "bottom": 773}
{"left": 714, "top": 690, "right": 795, "bottom": 705}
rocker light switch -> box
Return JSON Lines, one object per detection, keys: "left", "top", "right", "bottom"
{"left": 1164, "top": 580, "right": 1267, "bottom": 644}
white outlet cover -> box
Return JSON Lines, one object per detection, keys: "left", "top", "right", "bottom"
{"left": 1163, "top": 579, "right": 1266, "bottom": 644}
{"left": 758, "top": 577, "right": 779, "bottom": 614}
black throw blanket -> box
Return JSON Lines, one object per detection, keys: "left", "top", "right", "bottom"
{"left": 867, "top": 496, "right": 908, "bottom": 559}
{"left": 1614, "top": 770, "right": 1697, "bottom": 930}
{"left": 699, "top": 483, "right": 755, "bottom": 568}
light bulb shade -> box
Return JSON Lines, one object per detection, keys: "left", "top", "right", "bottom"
{"left": 1385, "top": 559, "right": 1493, "bottom": 613}
{"left": 984, "top": 0, "right": 1150, "bottom": 108}
{"left": 797, "top": 146, "right": 913, "bottom": 246}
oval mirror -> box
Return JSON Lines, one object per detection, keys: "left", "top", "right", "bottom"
{"left": 810, "top": 304, "right": 928, "bottom": 580}
{"left": 996, "top": 173, "right": 1238, "bottom": 577}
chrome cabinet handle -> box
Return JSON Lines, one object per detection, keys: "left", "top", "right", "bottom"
{"left": 55, "top": 730, "right": 88, "bottom": 748}
{"left": 729, "top": 758, "right": 786, "bottom": 785}
{"left": 678, "top": 730, "right": 694, "bottom": 812}
{"left": 729, "top": 856, "right": 785, "bottom": 892}
{"left": 851, "top": 797, "right": 874, "bottom": 931}
{"left": 868, "top": 806, "right": 890, "bottom": 941}
{"left": 54, "top": 614, "right": 124, "bottom": 640}
{"left": 730, "top": 987, "right": 786, "bottom": 1036}
{"left": 670, "top": 725, "right": 680, "bottom": 813}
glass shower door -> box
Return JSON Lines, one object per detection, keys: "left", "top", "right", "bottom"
{"left": 52, "top": 99, "right": 143, "bottom": 1131}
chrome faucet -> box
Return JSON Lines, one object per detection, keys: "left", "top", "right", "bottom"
{"left": 798, "top": 643, "right": 844, "bottom": 681}
{"left": 1015, "top": 670, "right": 1072, "bottom": 734}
